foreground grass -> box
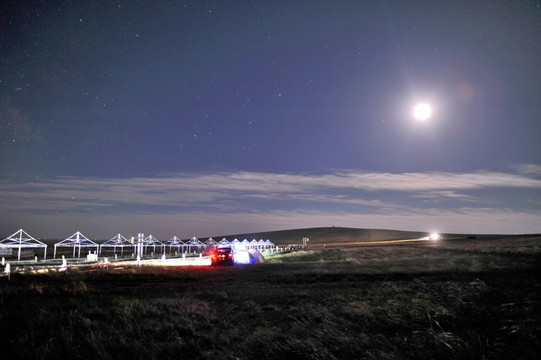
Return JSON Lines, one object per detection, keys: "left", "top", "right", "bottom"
{"left": 1, "top": 237, "right": 540, "bottom": 359}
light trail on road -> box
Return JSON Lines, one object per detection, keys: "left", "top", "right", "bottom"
{"left": 314, "top": 238, "right": 431, "bottom": 247}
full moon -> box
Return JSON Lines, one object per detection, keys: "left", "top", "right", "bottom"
{"left": 413, "top": 103, "right": 432, "bottom": 121}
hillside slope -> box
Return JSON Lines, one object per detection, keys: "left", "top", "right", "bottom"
{"left": 215, "top": 227, "right": 428, "bottom": 246}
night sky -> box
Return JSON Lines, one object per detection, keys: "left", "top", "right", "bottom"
{"left": 1, "top": 0, "right": 540, "bottom": 239}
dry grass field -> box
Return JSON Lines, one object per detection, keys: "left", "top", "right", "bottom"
{"left": 0, "top": 231, "right": 540, "bottom": 359}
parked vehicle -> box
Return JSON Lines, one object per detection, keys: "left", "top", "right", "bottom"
{"left": 210, "top": 247, "right": 234, "bottom": 266}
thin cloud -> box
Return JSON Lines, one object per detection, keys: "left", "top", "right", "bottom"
{"left": 513, "top": 163, "right": 541, "bottom": 175}
{"left": 1, "top": 167, "right": 541, "bottom": 237}
{"left": 412, "top": 190, "right": 480, "bottom": 202}
{"left": 1, "top": 168, "right": 541, "bottom": 213}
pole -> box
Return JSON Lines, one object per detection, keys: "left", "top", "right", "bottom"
{"left": 137, "top": 233, "right": 142, "bottom": 265}
{"left": 5, "top": 263, "right": 10, "bottom": 280}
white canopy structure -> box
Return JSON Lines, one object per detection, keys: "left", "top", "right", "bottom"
{"left": 205, "top": 237, "right": 218, "bottom": 248}
{"left": 164, "top": 236, "right": 185, "bottom": 254}
{"left": 264, "top": 239, "right": 274, "bottom": 248}
{"left": 250, "top": 239, "right": 258, "bottom": 249}
{"left": 0, "top": 229, "right": 47, "bottom": 261}
{"left": 99, "top": 234, "right": 135, "bottom": 256}
{"left": 218, "top": 238, "right": 230, "bottom": 247}
{"left": 142, "top": 235, "right": 165, "bottom": 255}
{"left": 240, "top": 239, "right": 250, "bottom": 250}
{"left": 231, "top": 238, "right": 241, "bottom": 251}
{"left": 258, "top": 239, "right": 266, "bottom": 249}
{"left": 186, "top": 237, "right": 206, "bottom": 252}
{"left": 54, "top": 231, "right": 98, "bottom": 259}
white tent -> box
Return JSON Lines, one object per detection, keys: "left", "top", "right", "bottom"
{"left": 218, "top": 238, "right": 230, "bottom": 247}
{"left": 241, "top": 239, "right": 250, "bottom": 250}
{"left": 143, "top": 235, "right": 165, "bottom": 255}
{"left": 186, "top": 237, "right": 206, "bottom": 252}
{"left": 164, "top": 236, "right": 185, "bottom": 254}
{"left": 54, "top": 231, "right": 98, "bottom": 259}
{"left": 205, "top": 237, "right": 218, "bottom": 248}
{"left": 0, "top": 229, "right": 47, "bottom": 261}
{"left": 99, "top": 234, "right": 135, "bottom": 256}
{"left": 231, "top": 238, "right": 241, "bottom": 251}
{"left": 264, "top": 239, "right": 274, "bottom": 248}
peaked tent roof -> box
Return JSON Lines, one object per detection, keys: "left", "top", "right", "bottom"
{"left": 219, "top": 238, "right": 230, "bottom": 245}
{"left": 205, "top": 237, "right": 218, "bottom": 246}
{"left": 164, "top": 236, "right": 185, "bottom": 246}
{"left": 100, "top": 234, "right": 133, "bottom": 247}
{"left": 143, "top": 235, "right": 163, "bottom": 245}
{"left": 55, "top": 231, "right": 97, "bottom": 247}
{"left": 0, "top": 229, "right": 47, "bottom": 260}
{"left": 187, "top": 237, "right": 205, "bottom": 246}
{"left": 0, "top": 229, "right": 46, "bottom": 248}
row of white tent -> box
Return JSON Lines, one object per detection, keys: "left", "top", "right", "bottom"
{"left": 0, "top": 229, "right": 275, "bottom": 261}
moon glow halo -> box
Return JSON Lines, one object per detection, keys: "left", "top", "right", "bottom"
{"left": 413, "top": 103, "right": 432, "bottom": 121}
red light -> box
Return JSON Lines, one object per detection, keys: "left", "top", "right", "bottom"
{"left": 228, "top": 253, "right": 233, "bottom": 258}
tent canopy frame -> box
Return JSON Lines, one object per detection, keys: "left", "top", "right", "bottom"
{"left": 99, "top": 233, "right": 136, "bottom": 256}
{"left": 54, "top": 231, "right": 98, "bottom": 259}
{"left": 0, "top": 229, "right": 47, "bottom": 261}
{"left": 164, "top": 236, "right": 186, "bottom": 254}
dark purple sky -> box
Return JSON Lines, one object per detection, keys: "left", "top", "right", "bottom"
{"left": 1, "top": 0, "right": 540, "bottom": 239}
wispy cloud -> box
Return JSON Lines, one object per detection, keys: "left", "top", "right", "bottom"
{"left": 513, "top": 163, "right": 541, "bottom": 175}
{"left": 2, "top": 167, "right": 541, "bottom": 212}
{"left": 1, "top": 165, "right": 540, "bottom": 237}
{"left": 411, "top": 190, "right": 480, "bottom": 202}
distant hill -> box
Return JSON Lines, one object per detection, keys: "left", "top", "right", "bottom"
{"left": 214, "top": 227, "right": 428, "bottom": 246}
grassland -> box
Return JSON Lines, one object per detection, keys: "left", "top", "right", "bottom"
{"left": 0, "top": 234, "right": 540, "bottom": 359}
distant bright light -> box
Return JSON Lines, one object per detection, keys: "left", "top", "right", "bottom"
{"left": 413, "top": 103, "right": 432, "bottom": 121}
{"left": 429, "top": 232, "right": 441, "bottom": 241}
{"left": 234, "top": 250, "right": 251, "bottom": 264}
